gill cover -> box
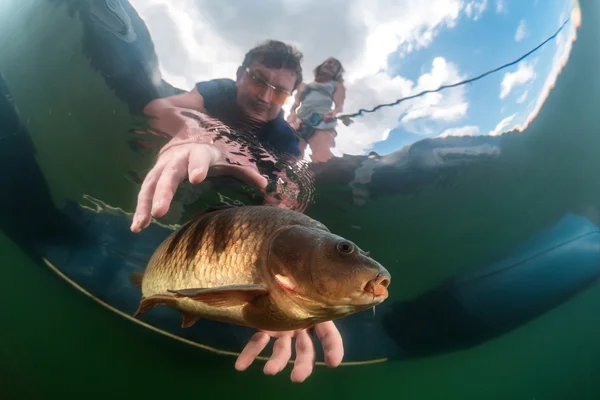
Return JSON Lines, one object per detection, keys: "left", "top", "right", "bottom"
{"left": 266, "top": 224, "right": 322, "bottom": 297}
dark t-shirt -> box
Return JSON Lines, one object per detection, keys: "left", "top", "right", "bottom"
{"left": 195, "top": 78, "right": 300, "bottom": 157}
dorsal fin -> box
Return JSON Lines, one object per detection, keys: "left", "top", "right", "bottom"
{"left": 180, "top": 204, "right": 242, "bottom": 231}
{"left": 188, "top": 204, "right": 241, "bottom": 222}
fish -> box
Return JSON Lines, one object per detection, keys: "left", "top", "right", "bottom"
{"left": 130, "top": 205, "right": 391, "bottom": 332}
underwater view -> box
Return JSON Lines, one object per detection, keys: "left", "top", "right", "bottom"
{"left": 1, "top": 0, "right": 599, "bottom": 398}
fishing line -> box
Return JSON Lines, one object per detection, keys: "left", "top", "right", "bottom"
{"left": 335, "top": 16, "right": 572, "bottom": 124}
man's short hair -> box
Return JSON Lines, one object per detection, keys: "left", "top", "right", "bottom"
{"left": 241, "top": 40, "right": 304, "bottom": 90}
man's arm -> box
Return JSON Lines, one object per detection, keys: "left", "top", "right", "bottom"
{"left": 144, "top": 87, "right": 206, "bottom": 115}
{"left": 143, "top": 88, "right": 207, "bottom": 138}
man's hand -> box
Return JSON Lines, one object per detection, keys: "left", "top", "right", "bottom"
{"left": 234, "top": 321, "right": 344, "bottom": 383}
{"left": 130, "top": 140, "right": 268, "bottom": 233}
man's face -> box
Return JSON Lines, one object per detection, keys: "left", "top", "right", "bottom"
{"left": 235, "top": 61, "right": 296, "bottom": 123}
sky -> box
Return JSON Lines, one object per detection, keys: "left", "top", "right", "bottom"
{"left": 128, "top": 0, "right": 581, "bottom": 157}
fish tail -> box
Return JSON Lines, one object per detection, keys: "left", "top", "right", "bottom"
{"left": 129, "top": 271, "right": 144, "bottom": 289}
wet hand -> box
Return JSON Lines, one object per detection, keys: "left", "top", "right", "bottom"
{"left": 130, "top": 140, "right": 268, "bottom": 233}
{"left": 234, "top": 321, "right": 344, "bottom": 383}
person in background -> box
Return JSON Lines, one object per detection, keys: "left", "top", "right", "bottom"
{"left": 131, "top": 39, "right": 344, "bottom": 383}
{"left": 287, "top": 57, "right": 346, "bottom": 163}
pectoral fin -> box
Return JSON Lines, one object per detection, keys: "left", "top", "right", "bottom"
{"left": 167, "top": 284, "right": 268, "bottom": 307}
{"left": 132, "top": 294, "right": 201, "bottom": 328}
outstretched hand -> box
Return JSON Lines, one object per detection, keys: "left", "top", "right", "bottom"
{"left": 130, "top": 137, "right": 268, "bottom": 233}
{"left": 234, "top": 321, "right": 344, "bottom": 383}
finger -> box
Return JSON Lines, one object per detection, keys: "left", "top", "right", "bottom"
{"left": 290, "top": 329, "right": 315, "bottom": 383}
{"left": 130, "top": 164, "right": 164, "bottom": 233}
{"left": 263, "top": 335, "right": 292, "bottom": 376}
{"left": 210, "top": 165, "right": 268, "bottom": 190}
{"left": 314, "top": 321, "right": 344, "bottom": 368}
{"left": 235, "top": 332, "right": 270, "bottom": 371}
{"left": 229, "top": 166, "right": 269, "bottom": 189}
{"left": 187, "top": 147, "right": 211, "bottom": 185}
{"left": 151, "top": 155, "right": 190, "bottom": 218}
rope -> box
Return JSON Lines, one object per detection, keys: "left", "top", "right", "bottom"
{"left": 336, "top": 16, "right": 571, "bottom": 124}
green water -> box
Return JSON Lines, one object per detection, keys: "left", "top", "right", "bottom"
{"left": 2, "top": 229, "right": 599, "bottom": 398}
{"left": 1, "top": 0, "right": 600, "bottom": 398}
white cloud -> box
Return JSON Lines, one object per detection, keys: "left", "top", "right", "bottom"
{"left": 515, "top": 19, "right": 527, "bottom": 42}
{"left": 334, "top": 56, "right": 470, "bottom": 154}
{"left": 464, "top": 0, "right": 488, "bottom": 21}
{"left": 129, "top": 0, "right": 244, "bottom": 90}
{"left": 400, "top": 57, "right": 469, "bottom": 125}
{"left": 351, "top": 0, "right": 465, "bottom": 77}
{"left": 495, "top": 0, "right": 506, "bottom": 13}
{"left": 500, "top": 61, "right": 536, "bottom": 99}
{"left": 489, "top": 113, "right": 516, "bottom": 136}
{"left": 438, "top": 125, "right": 480, "bottom": 137}
{"left": 516, "top": 89, "right": 529, "bottom": 104}
{"left": 329, "top": 72, "right": 414, "bottom": 155}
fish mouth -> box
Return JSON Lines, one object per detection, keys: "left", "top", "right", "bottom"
{"left": 362, "top": 273, "right": 390, "bottom": 302}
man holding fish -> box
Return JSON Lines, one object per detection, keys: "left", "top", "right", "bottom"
{"left": 129, "top": 40, "right": 379, "bottom": 383}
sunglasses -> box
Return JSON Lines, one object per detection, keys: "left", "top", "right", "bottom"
{"left": 245, "top": 68, "right": 292, "bottom": 105}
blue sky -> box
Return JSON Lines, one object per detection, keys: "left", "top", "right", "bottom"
{"left": 370, "top": 0, "right": 578, "bottom": 154}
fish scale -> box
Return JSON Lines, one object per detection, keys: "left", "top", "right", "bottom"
{"left": 184, "top": 213, "right": 259, "bottom": 287}
{"left": 143, "top": 208, "right": 293, "bottom": 295}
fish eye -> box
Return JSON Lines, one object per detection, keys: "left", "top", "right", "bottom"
{"left": 336, "top": 241, "right": 354, "bottom": 255}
